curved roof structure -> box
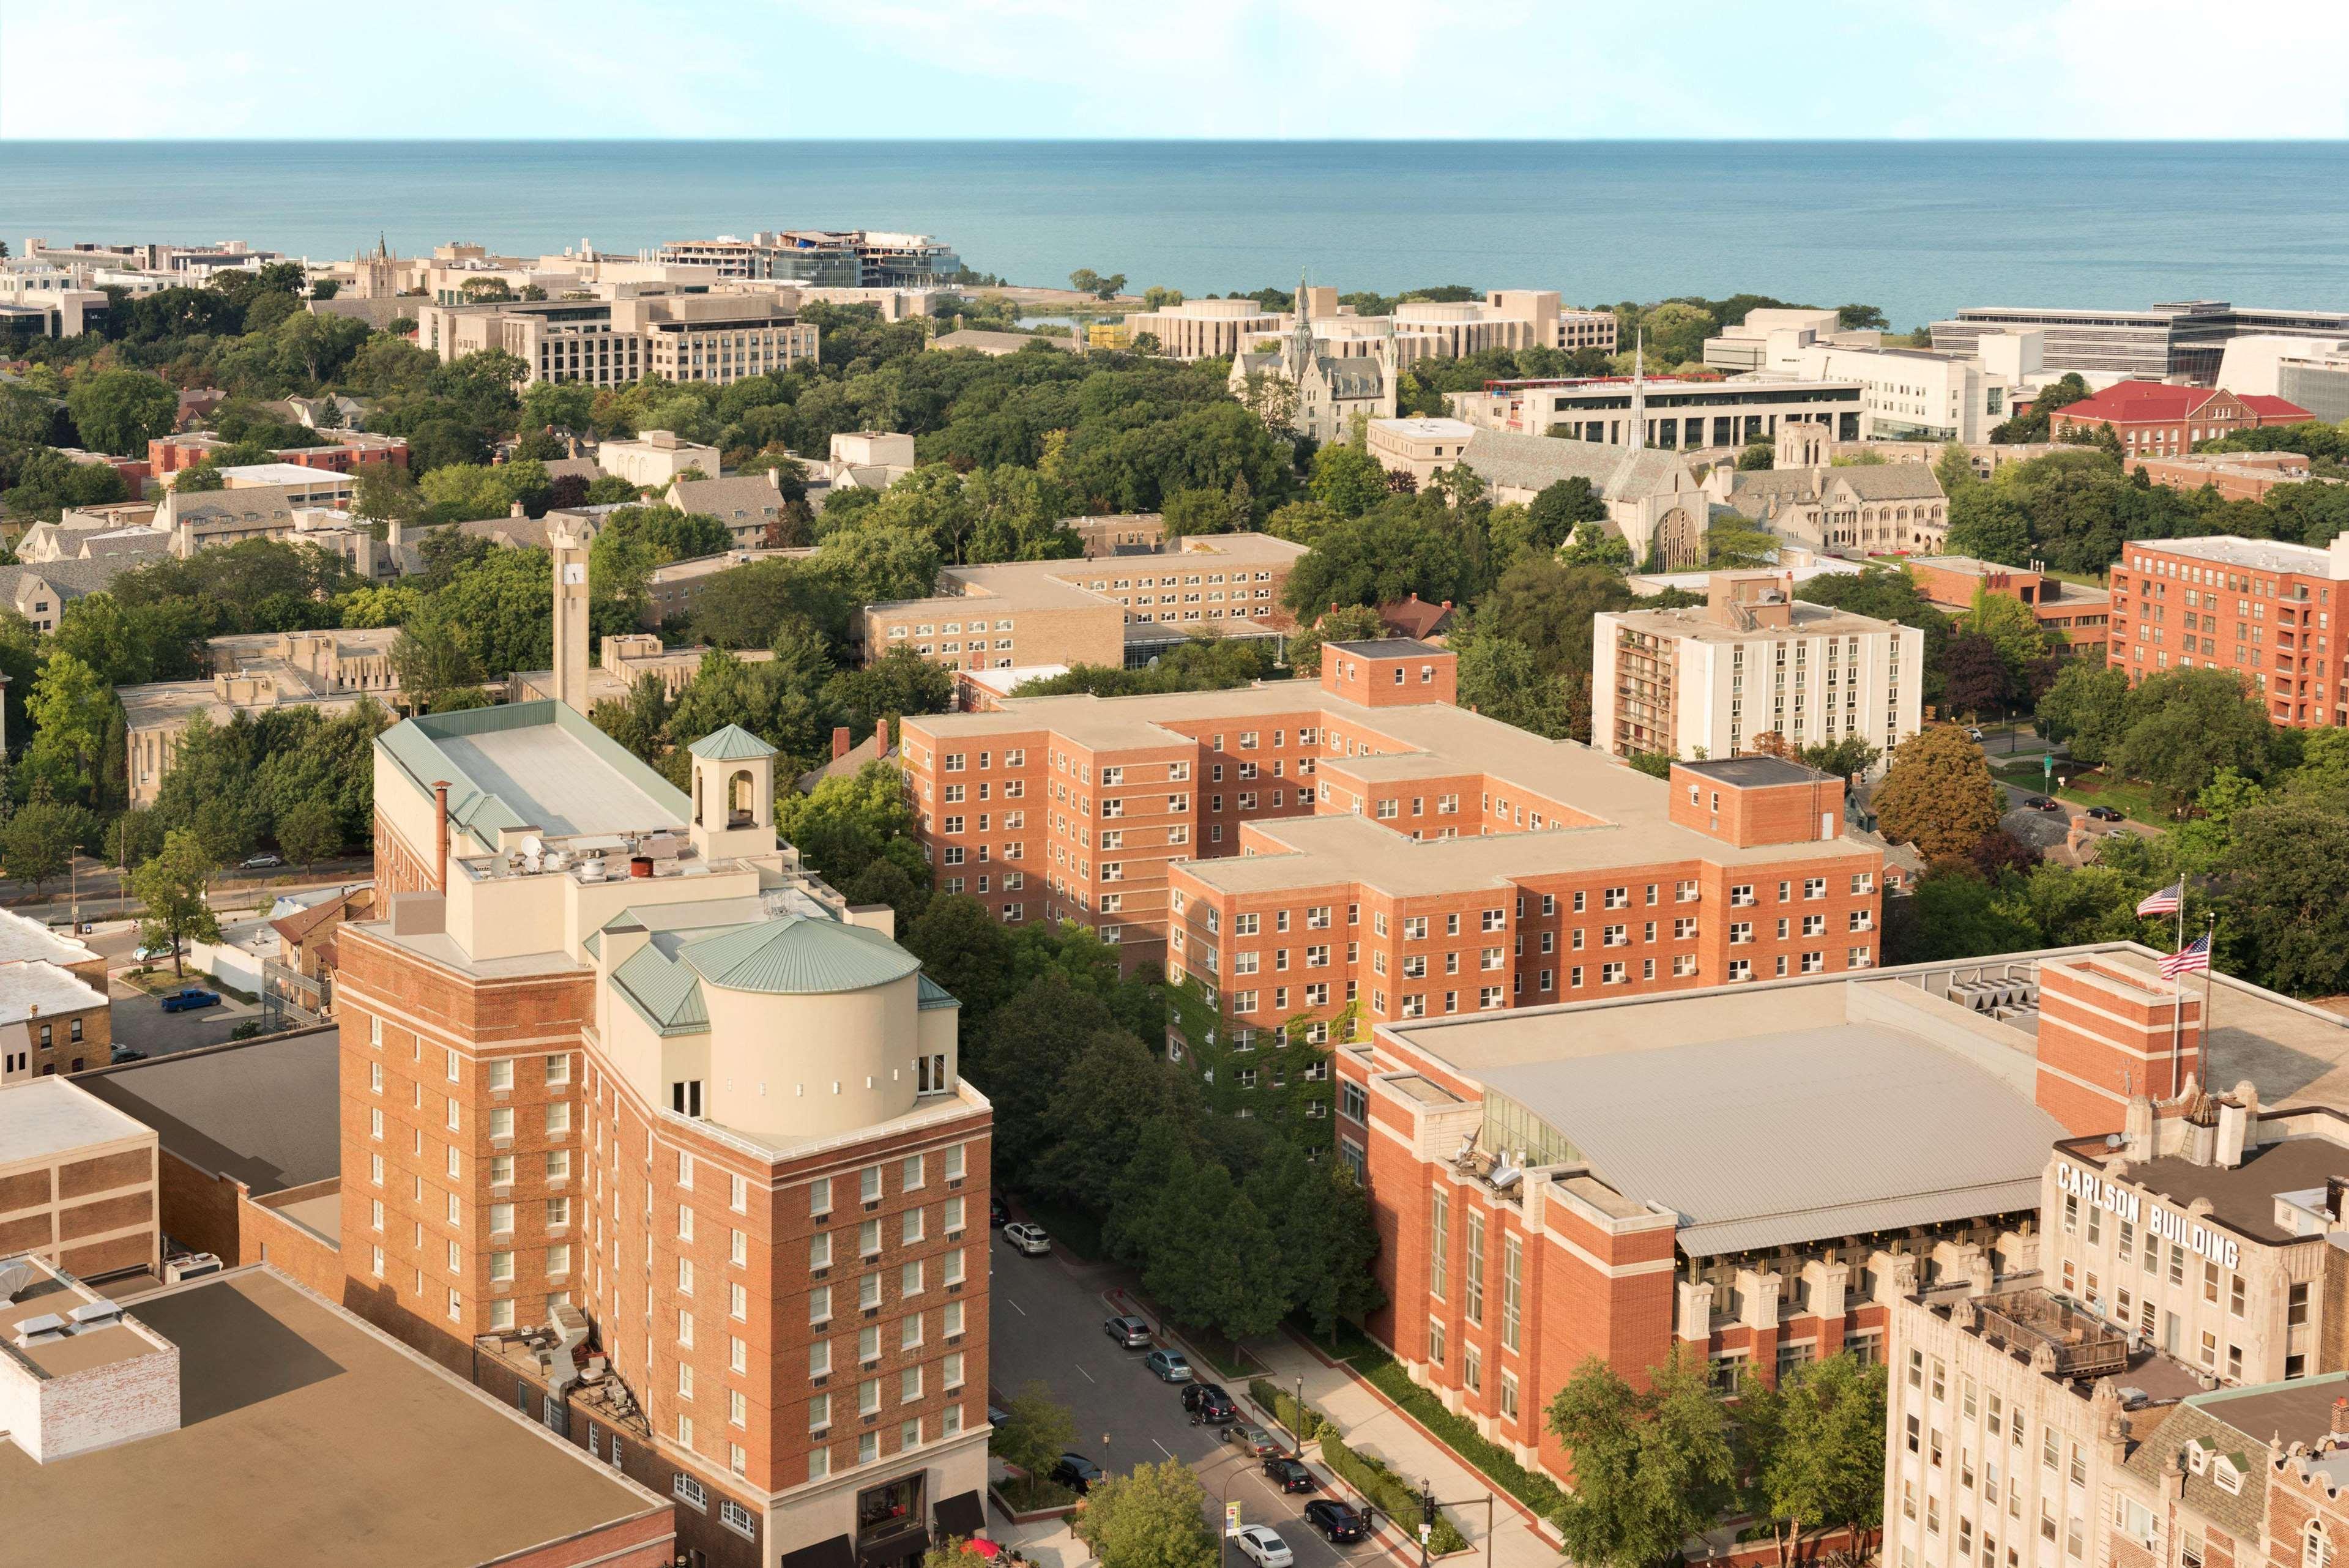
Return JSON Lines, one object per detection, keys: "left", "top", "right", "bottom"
{"left": 680, "top": 915, "right": 921, "bottom": 995}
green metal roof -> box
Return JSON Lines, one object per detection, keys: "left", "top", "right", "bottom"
{"left": 679, "top": 915, "right": 921, "bottom": 995}
{"left": 917, "top": 973, "right": 961, "bottom": 1011}
{"left": 610, "top": 942, "right": 709, "bottom": 1036}
{"left": 688, "top": 724, "right": 778, "bottom": 761}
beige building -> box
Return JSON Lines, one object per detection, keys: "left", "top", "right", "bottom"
{"left": 415, "top": 285, "right": 819, "bottom": 388}
{"left": 1450, "top": 373, "right": 1869, "bottom": 448}
{"left": 1230, "top": 304, "right": 1396, "bottom": 445}
{"left": 508, "top": 631, "right": 775, "bottom": 707}
{"left": 1131, "top": 288, "right": 1615, "bottom": 364}
{"left": 644, "top": 548, "right": 816, "bottom": 628}
{"left": 0, "top": 1077, "right": 158, "bottom": 1279}
{"left": 1122, "top": 297, "right": 1286, "bottom": 360}
{"left": 663, "top": 471, "right": 795, "bottom": 546}
{"left": 863, "top": 533, "right": 1308, "bottom": 673}
{"left": 119, "top": 628, "right": 403, "bottom": 807}
{"left": 1592, "top": 570, "right": 1924, "bottom": 768}
{"left": 0, "top": 962, "right": 112, "bottom": 1081}
{"left": 150, "top": 475, "right": 361, "bottom": 557}
{"left": 1710, "top": 422, "right": 1951, "bottom": 555}
{"left": 1068, "top": 513, "right": 1166, "bottom": 557}
{"left": 595, "top": 429, "right": 720, "bottom": 489}
{"left": 821, "top": 431, "right": 918, "bottom": 493}
{"left": 1363, "top": 417, "right": 1483, "bottom": 487}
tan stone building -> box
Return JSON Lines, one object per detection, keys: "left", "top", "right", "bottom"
{"left": 862, "top": 533, "right": 1308, "bottom": 674}
{"left": 119, "top": 628, "right": 403, "bottom": 808}
{"left": 508, "top": 631, "right": 777, "bottom": 707}
{"left": 597, "top": 430, "right": 721, "bottom": 489}
{"left": 416, "top": 286, "right": 819, "bottom": 389}
{"left": 1707, "top": 420, "right": 1951, "bottom": 555}
{"left": 0, "top": 1076, "right": 158, "bottom": 1279}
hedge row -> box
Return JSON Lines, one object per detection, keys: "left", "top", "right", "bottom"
{"left": 1346, "top": 1345, "right": 1570, "bottom": 1524}
{"left": 1317, "top": 1431, "right": 1472, "bottom": 1555}
{"left": 1247, "top": 1378, "right": 1330, "bottom": 1444}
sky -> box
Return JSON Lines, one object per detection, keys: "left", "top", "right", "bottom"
{"left": 8, "top": 0, "right": 2349, "bottom": 141}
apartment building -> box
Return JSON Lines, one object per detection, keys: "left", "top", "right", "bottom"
{"left": 1907, "top": 556, "right": 2113, "bottom": 658}
{"left": 899, "top": 640, "right": 1886, "bottom": 1005}
{"left": 2131, "top": 451, "right": 2327, "bottom": 504}
{"left": 338, "top": 658, "right": 990, "bottom": 1566}
{"left": 1450, "top": 373, "right": 1867, "bottom": 447}
{"left": 119, "top": 627, "right": 402, "bottom": 806}
{"left": 2107, "top": 535, "right": 2349, "bottom": 727}
{"left": 862, "top": 533, "right": 1307, "bottom": 674}
{"left": 1591, "top": 571, "right": 1924, "bottom": 769}
{"left": 2049, "top": 382, "right": 2309, "bottom": 458}
{"left": 149, "top": 429, "right": 409, "bottom": 478}
{"left": 1933, "top": 301, "right": 2349, "bottom": 383}
{"left": 416, "top": 288, "right": 819, "bottom": 388}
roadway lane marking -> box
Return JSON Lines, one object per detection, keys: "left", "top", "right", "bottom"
{"left": 1153, "top": 1439, "right": 1174, "bottom": 1459}
{"left": 1076, "top": 1365, "right": 1095, "bottom": 1383}
{"left": 1007, "top": 1298, "right": 1026, "bottom": 1317}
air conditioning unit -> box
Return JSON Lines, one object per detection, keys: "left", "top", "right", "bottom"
{"left": 165, "top": 1252, "right": 224, "bottom": 1284}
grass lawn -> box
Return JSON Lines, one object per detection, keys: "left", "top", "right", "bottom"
{"left": 122, "top": 967, "right": 256, "bottom": 1003}
{"left": 2052, "top": 770, "right": 2167, "bottom": 822}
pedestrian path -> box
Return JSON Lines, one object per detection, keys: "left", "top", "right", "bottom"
{"left": 1246, "top": 1332, "right": 1562, "bottom": 1568}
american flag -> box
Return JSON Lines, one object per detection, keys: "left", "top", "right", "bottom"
{"left": 2137, "top": 882, "right": 2183, "bottom": 918}
{"left": 2159, "top": 934, "right": 2212, "bottom": 979}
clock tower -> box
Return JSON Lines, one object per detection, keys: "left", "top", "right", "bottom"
{"left": 550, "top": 519, "right": 591, "bottom": 715}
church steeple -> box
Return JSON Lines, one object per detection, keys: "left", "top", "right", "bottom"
{"left": 1286, "top": 267, "right": 1314, "bottom": 380}
{"left": 1626, "top": 328, "right": 1647, "bottom": 453}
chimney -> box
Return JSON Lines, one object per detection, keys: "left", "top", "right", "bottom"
{"left": 832, "top": 726, "right": 851, "bottom": 760}
{"left": 767, "top": 466, "right": 783, "bottom": 493}
{"left": 2334, "top": 1397, "right": 2349, "bottom": 1438}
{"left": 433, "top": 781, "right": 452, "bottom": 894}
{"left": 2328, "top": 1175, "right": 2349, "bottom": 1226}
{"left": 509, "top": 500, "right": 526, "bottom": 518}
{"left": 876, "top": 719, "right": 890, "bottom": 756}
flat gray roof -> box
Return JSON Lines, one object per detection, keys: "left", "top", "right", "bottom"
{"left": 0, "top": 1269, "right": 666, "bottom": 1567}
{"left": 0, "top": 1077, "right": 154, "bottom": 1166}
{"left": 1476, "top": 1022, "right": 2063, "bottom": 1256}
{"left": 75, "top": 1029, "right": 340, "bottom": 1195}
{"left": 378, "top": 700, "right": 691, "bottom": 845}
{"left": 2130, "top": 535, "right": 2340, "bottom": 577}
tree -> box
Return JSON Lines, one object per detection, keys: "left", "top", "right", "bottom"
{"left": 923, "top": 1543, "right": 994, "bottom": 1568}
{"left": 1031, "top": 1030, "right": 1195, "bottom": 1209}
{"left": 773, "top": 760, "right": 926, "bottom": 896}
{"left": 2034, "top": 663, "right": 2133, "bottom": 767}
{"left": 903, "top": 895, "right": 1016, "bottom": 1036}
{"left": 1748, "top": 1355, "right": 1886, "bottom": 1566}
{"left": 1796, "top": 735, "right": 1881, "bottom": 782}
{"left": 131, "top": 828, "right": 223, "bottom": 978}
{"left": 1286, "top": 603, "right": 1387, "bottom": 677}
{"left": 1067, "top": 269, "right": 1104, "bottom": 297}
{"left": 390, "top": 611, "right": 489, "bottom": 712}
{"left": 1872, "top": 725, "right": 2006, "bottom": 863}
{"left": 277, "top": 795, "right": 343, "bottom": 871}
{"left": 2, "top": 801, "right": 90, "bottom": 893}
{"left": 1943, "top": 486, "right": 2031, "bottom": 565}
{"left": 1706, "top": 519, "right": 1779, "bottom": 568}
{"left": 2111, "top": 667, "right": 2276, "bottom": 809}
{"left": 1939, "top": 632, "right": 2011, "bottom": 717}
{"left": 991, "top": 1380, "right": 1078, "bottom": 1486}
{"left": 2221, "top": 803, "right": 2349, "bottom": 996}
{"left": 1308, "top": 443, "right": 1388, "bottom": 520}
{"left": 1546, "top": 1351, "right": 1740, "bottom": 1568}
{"left": 1835, "top": 304, "right": 1891, "bottom": 332}
{"left": 1737, "top": 440, "right": 1775, "bottom": 471}
{"left": 24, "top": 652, "right": 115, "bottom": 803}
{"left": 65, "top": 370, "right": 177, "bottom": 457}
{"left": 1073, "top": 1458, "right": 1218, "bottom": 1568}
{"left": 1527, "top": 477, "right": 1607, "bottom": 552}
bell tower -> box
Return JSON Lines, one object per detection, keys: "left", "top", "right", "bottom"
{"left": 688, "top": 725, "right": 780, "bottom": 863}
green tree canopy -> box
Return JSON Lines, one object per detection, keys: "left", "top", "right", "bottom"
{"left": 1872, "top": 725, "right": 2005, "bottom": 863}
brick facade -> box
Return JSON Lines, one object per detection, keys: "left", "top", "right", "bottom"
{"left": 2110, "top": 538, "right": 2349, "bottom": 728}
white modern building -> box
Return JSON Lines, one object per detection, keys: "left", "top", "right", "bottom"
{"left": 1592, "top": 570, "right": 1923, "bottom": 768}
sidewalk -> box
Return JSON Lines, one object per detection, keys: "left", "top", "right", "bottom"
{"left": 1247, "top": 1332, "right": 1560, "bottom": 1568}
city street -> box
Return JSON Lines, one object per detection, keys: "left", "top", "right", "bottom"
{"left": 988, "top": 1232, "right": 1379, "bottom": 1568}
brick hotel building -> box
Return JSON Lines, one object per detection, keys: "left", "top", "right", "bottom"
{"left": 332, "top": 553, "right": 991, "bottom": 1568}
{"left": 899, "top": 640, "right": 1888, "bottom": 1052}
{"left": 2108, "top": 533, "right": 2349, "bottom": 727}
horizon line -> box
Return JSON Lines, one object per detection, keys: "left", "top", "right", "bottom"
{"left": 10, "top": 135, "right": 2349, "bottom": 147}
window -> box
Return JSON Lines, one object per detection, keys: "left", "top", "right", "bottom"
{"left": 1501, "top": 1237, "right": 1522, "bottom": 1352}
{"left": 1465, "top": 1213, "right": 1486, "bottom": 1325}
{"left": 1430, "top": 1189, "right": 1449, "bottom": 1301}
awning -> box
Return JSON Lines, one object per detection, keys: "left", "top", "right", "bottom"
{"left": 857, "top": 1523, "right": 929, "bottom": 1567}
{"left": 781, "top": 1534, "right": 855, "bottom": 1568}
{"left": 934, "top": 1490, "right": 988, "bottom": 1540}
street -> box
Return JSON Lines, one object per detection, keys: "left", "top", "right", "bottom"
{"left": 988, "top": 1232, "right": 1377, "bottom": 1568}
{"left": 0, "top": 850, "right": 373, "bottom": 925}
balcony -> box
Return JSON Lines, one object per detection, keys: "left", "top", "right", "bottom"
{"left": 1968, "top": 1288, "right": 2128, "bottom": 1378}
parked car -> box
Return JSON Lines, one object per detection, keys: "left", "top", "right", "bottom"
{"left": 1262, "top": 1457, "right": 1316, "bottom": 1493}
{"left": 1183, "top": 1381, "right": 1236, "bottom": 1424}
{"left": 1966, "top": 727, "right": 1986, "bottom": 741}
{"left": 240, "top": 852, "right": 285, "bottom": 869}
{"left": 1103, "top": 1314, "right": 1152, "bottom": 1349}
{"left": 1144, "top": 1348, "right": 1192, "bottom": 1382}
{"left": 2085, "top": 805, "right": 2126, "bottom": 822}
{"left": 159, "top": 987, "right": 221, "bottom": 1013}
{"left": 2024, "top": 795, "right": 2061, "bottom": 812}
{"left": 1233, "top": 1526, "right": 1295, "bottom": 1568}
{"left": 988, "top": 1194, "right": 1010, "bottom": 1228}
{"left": 1001, "top": 1222, "right": 1051, "bottom": 1256}
{"left": 1051, "top": 1454, "right": 1103, "bottom": 1495}
{"left": 1224, "top": 1421, "right": 1282, "bottom": 1458}
{"left": 109, "top": 1047, "right": 148, "bottom": 1065}
{"left": 986, "top": 1404, "right": 1008, "bottom": 1429}
{"left": 132, "top": 941, "right": 178, "bottom": 963}
{"left": 1303, "top": 1500, "right": 1366, "bottom": 1543}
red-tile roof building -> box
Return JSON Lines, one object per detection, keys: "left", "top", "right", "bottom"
{"left": 2049, "top": 382, "right": 2309, "bottom": 459}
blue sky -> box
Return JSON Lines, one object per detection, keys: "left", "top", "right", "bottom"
{"left": 9, "top": 0, "right": 2349, "bottom": 141}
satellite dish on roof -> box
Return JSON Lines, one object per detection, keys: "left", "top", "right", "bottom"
{"left": 2105, "top": 1133, "right": 2125, "bottom": 1150}
{"left": 520, "top": 834, "right": 545, "bottom": 860}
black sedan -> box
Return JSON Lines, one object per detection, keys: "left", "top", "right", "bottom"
{"left": 1303, "top": 1499, "right": 1366, "bottom": 1543}
{"left": 1183, "top": 1381, "right": 1237, "bottom": 1424}
{"left": 1262, "top": 1457, "right": 1317, "bottom": 1494}
{"left": 2023, "top": 795, "right": 2061, "bottom": 812}
{"left": 1051, "top": 1453, "right": 1103, "bottom": 1494}
{"left": 2085, "top": 804, "right": 2126, "bottom": 822}
{"left": 989, "top": 1194, "right": 1010, "bottom": 1228}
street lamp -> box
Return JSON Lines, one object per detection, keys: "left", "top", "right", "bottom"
{"left": 1420, "top": 1477, "right": 1437, "bottom": 1568}
{"left": 1292, "top": 1376, "right": 1305, "bottom": 1460}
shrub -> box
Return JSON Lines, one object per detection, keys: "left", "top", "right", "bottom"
{"left": 1318, "top": 1431, "right": 1469, "bottom": 1555}
{"left": 1249, "top": 1378, "right": 1329, "bottom": 1443}
{"left": 1347, "top": 1343, "right": 1571, "bottom": 1523}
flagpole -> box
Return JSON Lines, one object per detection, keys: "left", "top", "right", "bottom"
{"left": 2201, "top": 910, "right": 2219, "bottom": 1091}
{"left": 2170, "top": 893, "right": 2186, "bottom": 1099}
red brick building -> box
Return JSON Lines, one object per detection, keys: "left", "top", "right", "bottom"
{"left": 337, "top": 699, "right": 991, "bottom": 1568}
{"left": 2049, "top": 382, "right": 2308, "bottom": 459}
{"left": 899, "top": 641, "right": 1887, "bottom": 1038}
{"left": 1338, "top": 945, "right": 2210, "bottom": 1487}
{"left": 1905, "top": 554, "right": 2113, "bottom": 659}
{"left": 2108, "top": 534, "right": 2349, "bottom": 726}
{"left": 147, "top": 429, "right": 411, "bottom": 476}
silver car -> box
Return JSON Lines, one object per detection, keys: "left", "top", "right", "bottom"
{"left": 1103, "top": 1314, "right": 1152, "bottom": 1348}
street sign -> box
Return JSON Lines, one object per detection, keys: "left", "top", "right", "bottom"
{"left": 1226, "top": 1502, "right": 1242, "bottom": 1536}
{"left": 2043, "top": 754, "right": 2054, "bottom": 779}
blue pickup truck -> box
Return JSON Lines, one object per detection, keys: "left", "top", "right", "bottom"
{"left": 158, "top": 987, "right": 221, "bottom": 1013}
